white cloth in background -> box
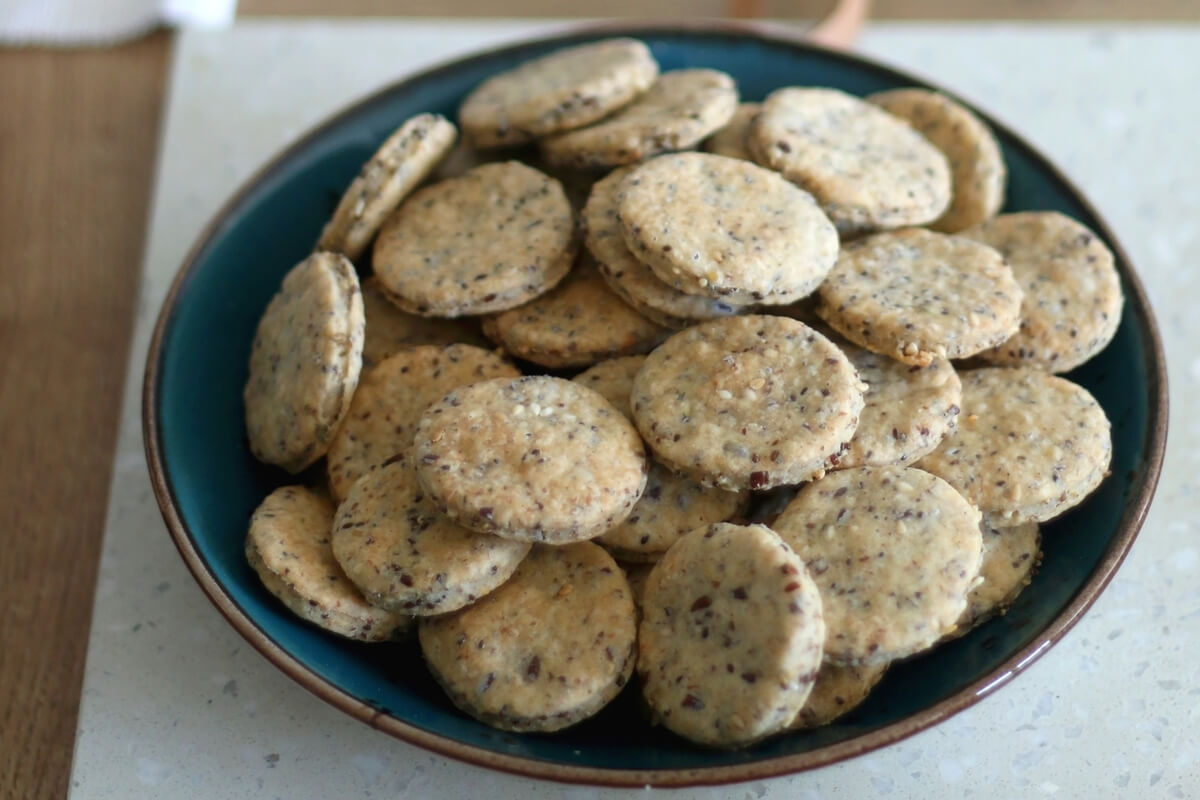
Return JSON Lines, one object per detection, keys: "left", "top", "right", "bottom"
{"left": 0, "top": 0, "right": 236, "bottom": 44}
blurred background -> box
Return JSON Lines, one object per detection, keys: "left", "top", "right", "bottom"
{"left": 239, "top": 1, "right": 1197, "bottom": 18}
{"left": 1, "top": 0, "right": 1198, "bottom": 45}
{"left": 235, "top": 0, "right": 1200, "bottom": 18}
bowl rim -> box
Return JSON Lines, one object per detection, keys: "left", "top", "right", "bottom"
{"left": 142, "top": 18, "right": 1169, "bottom": 788}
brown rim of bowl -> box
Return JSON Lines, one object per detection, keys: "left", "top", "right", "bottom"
{"left": 142, "top": 19, "right": 1168, "bottom": 788}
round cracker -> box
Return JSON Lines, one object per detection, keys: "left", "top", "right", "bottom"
{"left": 373, "top": 161, "right": 576, "bottom": 317}
{"left": 360, "top": 277, "right": 489, "bottom": 368}
{"left": 750, "top": 88, "right": 952, "bottom": 235}
{"left": 837, "top": 342, "right": 963, "bottom": 469}
{"left": 539, "top": 69, "right": 739, "bottom": 169}
{"left": 790, "top": 661, "right": 888, "bottom": 730}
{"left": 584, "top": 166, "right": 750, "bottom": 328}
{"left": 703, "top": 102, "right": 761, "bottom": 161}
{"left": 244, "top": 251, "right": 364, "bottom": 473}
{"left": 638, "top": 523, "right": 825, "bottom": 748}
{"left": 620, "top": 559, "right": 655, "bottom": 612}
{"left": 429, "top": 138, "right": 512, "bottom": 181}
{"left": 867, "top": 88, "right": 1006, "bottom": 233}
{"left": 816, "top": 228, "right": 1023, "bottom": 366}
{"left": 529, "top": 156, "right": 601, "bottom": 213}
{"left": 596, "top": 460, "right": 747, "bottom": 562}
{"left": 917, "top": 367, "right": 1112, "bottom": 526}
{"left": 326, "top": 343, "right": 519, "bottom": 502}
{"left": 316, "top": 113, "right": 457, "bottom": 261}
{"left": 331, "top": 454, "right": 530, "bottom": 615}
{"left": 951, "top": 520, "right": 1041, "bottom": 637}
{"left": 617, "top": 152, "right": 839, "bottom": 301}
{"left": 419, "top": 542, "right": 637, "bottom": 732}
{"left": 246, "top": 486, "right": 410, "bottom": 641}
{"left": 459, "top": 38, "right": 659, "bottom": 148}
{"left": 481, "top": 259, "right": 667, "bottom": 368}
{"left": 414, "top": 376, "right": 648, "bottom": 543}
{"left": 571, "top": 355, "right": 646, "bottom": 418}
{"left": 960, "top": 211, "right": 1124, "bottom": 372}
{"left": 773, "top": 466, "right": 983, "bottom": 664}
{"left": 573, "top": 356, "right": 748, "bottom": 561}
{"left": 631, "top": 315, "right": 866, "bottom": 491}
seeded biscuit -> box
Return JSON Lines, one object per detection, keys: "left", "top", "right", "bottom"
{"left": 773, "top": 466, "right": 983, "bottom": 664}
{"left": 435, "top": 146, "right": 595, "bottom": 212}
{"left": 620, "top": 559, "right": 655, "bottom": 611}
{"left": 631, "top": 315, "right": 866, "bottom": 491}
{"left": 540, "top": 69, "right": 738, "bottom": 169}
{"left": 326, "top": 344, "right": 519, "bottom": 502}
{"left": 917, "top": 368, "right": 1112, "bottom": 526}
{"left": 430, "top": 138, "right": 511, "bottom": 181}
{"left": 867, "top": 88, "right": 1006, "bottom": 233}
{"left": 244, "top": 251, "right": 364, "bottom": 473}
{"left": 246, "top": 486, "right": 410, "bottom": 641}
{"left": 751, "top": 88, "right": 952, "bottom": 234}
{"left": 837, "top": 342, "right": 962, "bottom": 469}
{"left": 332, "top": 455, "right": 529, "bottom": 615}
{"left": 317, "top": 113, "right": 457, "bottom": 261}
{"left": 604, "top": 283, "right": 724, "bottom": 330}
{"left": 530, "top": 157, "right": 600, "bottom": 213}
{"left": 573, "top": 355, "right": 748, "bottom": 561}
{"left": 597, "top": 461, "right": 748, "bottom": 562}
{"left": 373, "top": 161, "right": 576, "bottom": 317}
{"left": 951, "top": 521, "right": 1041, "bottom": 636}
{"left": 703, "top": 102, "right": 761, "bottom": 161}
{"left": 414, "top": 376, "right": 648, "bottom": 542}
{"left": 419, "top": 542, "right": 637, "bottom": 732}
{"left": 816, "top": 228, "right": 1022, "bottom": 366}
{"left": 459, "top": 38, "right": 659, "bottom": 148}
{"left": 571, "top": 355, "right": 645, "bottom": 418}
{"left": 638, "top": 523, "right": 825, "bottom": 748}
{"left": 584, "top": 166, "right": 750, "bottom": 328}
{"left": 360, "top": 277, "right": 488, "bottom": 368}
{"left": 744, "top": 121, "right": 770, "bottom": 167}
{"left": 432, "top": 146, "right": 598, "bottom": 214}
{"left": 790, "top": 661, "right": 888, "bottom": 729}
{"left": 960, "top": 211, "right": 1123, "bottom": 372}
{"left": 618, "top": 152, "right": 839, "bottom": 301}
{"left": 482, "top": 259, "right": 668, "bottom": 368}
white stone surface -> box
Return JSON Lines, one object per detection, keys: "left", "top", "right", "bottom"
{"left": 68, "top": 20, "right": 1199, "bottom": 799}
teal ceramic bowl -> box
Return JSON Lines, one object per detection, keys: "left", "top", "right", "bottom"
{"left": 144, "top": 22, "right": 1167, "bottom": 787}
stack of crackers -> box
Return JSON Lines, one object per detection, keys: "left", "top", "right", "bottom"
{"left": 240, "top": 38, "right": 1120, "bottom": 747}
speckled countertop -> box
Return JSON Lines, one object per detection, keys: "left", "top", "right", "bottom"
{"left": 68, "top": 21, "right": 1198, "bottom": 799}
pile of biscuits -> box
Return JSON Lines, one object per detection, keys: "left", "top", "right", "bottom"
{"left": 241, "top": 38, "right": 1120, "bottom": 748}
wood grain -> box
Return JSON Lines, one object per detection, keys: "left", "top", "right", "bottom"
{"left": 0, "top": 32, "right": 170, "bottom": 800}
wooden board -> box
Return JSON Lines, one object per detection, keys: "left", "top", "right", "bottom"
{"left": 0, "top": 32, "right": 170, "bottom": 800}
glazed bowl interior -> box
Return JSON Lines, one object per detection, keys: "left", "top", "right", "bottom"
{"left": 145, "top": 23, "right": 1166, "bottom": 786}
